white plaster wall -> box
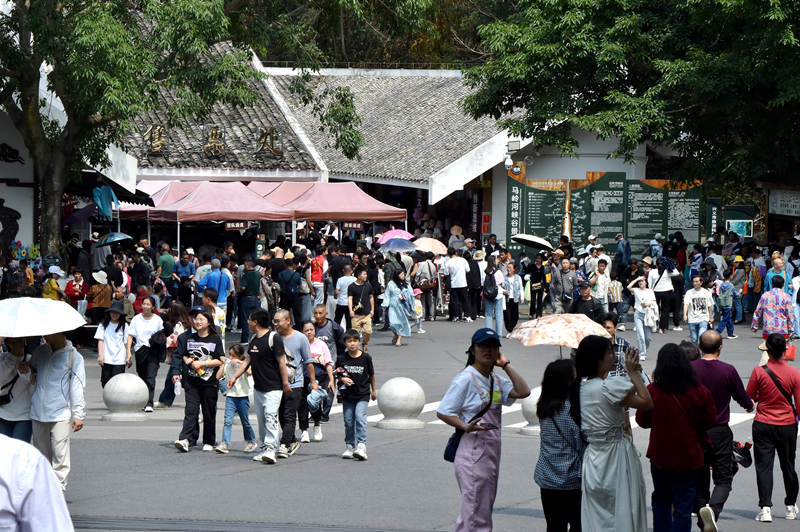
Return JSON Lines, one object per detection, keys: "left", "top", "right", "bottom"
{"left": 490, "top": 128, "right": 647, "bottom": 240}
{"left": 0, "top": 112, "right": 35, "bottom": 246}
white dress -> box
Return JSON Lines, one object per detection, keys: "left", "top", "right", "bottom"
{"left": 580, "top": 377, "right": 647, "bottom": 532}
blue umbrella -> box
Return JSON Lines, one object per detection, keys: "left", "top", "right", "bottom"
{"left": 94, "top": 232, "right": 133, "bottom": 247}
{"left": 379, "top": 238, "right": 418, "bottom": 253}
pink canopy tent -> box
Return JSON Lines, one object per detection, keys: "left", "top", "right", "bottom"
{"left": 135, "top": 180, "right": 171, "bottom": 195}
{"left": 246, "top": 182, "right": 281, "bottom": 197}
{"left": 263, "top": 182, "right": 315, "bottom": 205}
{"left": 288, "top": 182, "right": 406, "bottom": 221}
{"left": 116, "top": 182, "right": 200, "bottom": 220}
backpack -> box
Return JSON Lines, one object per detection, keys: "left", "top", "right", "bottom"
{"left": 279, "top": 270, "right": 299, "bottom": 296}
{"left": 482, "top": 271, "right": 498, "bottom": 300}
{"left": 641, "top": 245, "right": 653, "bottom": 259}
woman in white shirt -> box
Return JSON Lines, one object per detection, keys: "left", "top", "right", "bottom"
{"left": 481, "top": 256, "right": 507, "bottom": 334}
{"left": 627, "top": 276, "right": 657, "bottom": 361}
{"left": 436, "top": 328, "right": 530, "bottom": 532}
{"left": 125, "top": 296, "right": 164, "bottom": 412}
{"left": 647, "top": 259, "right": 681, "bottom": 334}
{"left": 95, "top": 300, "right": 129, "bottom": 388}
{"left": 0, "top": 338, "right": 34, "bottom": 442}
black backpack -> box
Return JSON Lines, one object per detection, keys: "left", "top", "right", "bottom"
{"left": 482, "top": 270, "right": 498, "bottom": 300}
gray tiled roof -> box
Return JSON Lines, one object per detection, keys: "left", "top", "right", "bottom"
{"left": 270, "top": 73, "right": 503, "bottom": 183}
{"left": 123, "top": 43, "right": 318, "bottom": 173}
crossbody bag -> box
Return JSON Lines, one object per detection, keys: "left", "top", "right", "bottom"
{"left": 444, "top": 372, "right": 495, "bottom": 463}
{"left": 761, "top": 365, "right": 797, "bottom": 418}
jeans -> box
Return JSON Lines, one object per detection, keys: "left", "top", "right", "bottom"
{"left": 689, "top": 321, "right": 709, "bottom": 344}
{"left": 651, "top": 464, "right": 699, "bottom": 532}
{"left": 299, "top": 375, "right": 330, "bottom": 430}
{"left": 753, "top": 420, "right": 799, "bottom": 507}
{"left": 484, "top": 297, "right": 504, "bottom": 334}
{"left": 695, "top": 424, "right": 734, "bottom": 524}
{"left": 794, "top": 304, "right": 800, "bottom": 339}
{"left": 619, "top": 293, "right": 634, "bottom": 324}
{"left": 0, "top": 418, "right": 32, "bottom": 442}
{"left": 312, "top": 282, "right": 325, "bottom": 306}
{"left": 716, "top": 306, "right": 734, "bottom": 335}
{"left": 343, "top": 399, "right": 368, "bottom": 446}
{"left": 421, "top": 289, "right": 436, "bottom": 320}
{"left": 239, "top": 296, "right": 260, "bottom": 343}
{"left": 634, "top": 310, "right": 651, "bottom": 357}
{"left": 158, "top": 365, "right": 179, "bottom": 407}
{"left": 279, "top": 387, "right": 303, "bottom": 446}
{"left": 733, "top": 297, "right": 743, "bottom": 322}
{"left": 222, "top": 396, "right": 255, "bottom": 445}
{"left": 744, "top": 289, "right": 756, "bottom": 313}
{"left": 300, "top": 293, "right": 313, "bottom": 322}
{"left": 254, "top": 389, "right": 282, "bottom": 451}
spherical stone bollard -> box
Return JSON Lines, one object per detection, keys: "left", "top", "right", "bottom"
{"left": 518, "top": 392, "right": 540, "bottom": 435}
{"left": 375, "top": 377, "right": 426, "bottom": 429}
{"left": 101, "top": 373, "right": 149, "bottom": 422}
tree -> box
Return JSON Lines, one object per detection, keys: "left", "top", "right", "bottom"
{"left": 461, "top": 0, "right": 800, "bottom": 189}
{"left": 0, "top": 0, "right": 377, "bottom": 255}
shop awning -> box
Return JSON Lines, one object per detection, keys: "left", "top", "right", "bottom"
{"left": 147, "top": 181, "right": 294, "bottom": 222}
{"left": 247, "top": 182, "right": 281, "bottom": 197}
{"left": 262, "top": 182, "right": 316, "bottom": 205}
{"left": 286, "top": 182, "right": 406, "bottom": 221}
{"left": 66, "top": 170, "right": 156, "bottom": 206}
{"left": 117, "top": 182, "right": 201, "bottom": 220}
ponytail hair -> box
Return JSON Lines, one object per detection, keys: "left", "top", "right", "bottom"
{"left": 568, "top": 335, "right": 612, "bottom": 427}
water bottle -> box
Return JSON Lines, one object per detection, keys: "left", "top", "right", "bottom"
{"left": 174, "top": 380, "right": 182, "bottom": 396}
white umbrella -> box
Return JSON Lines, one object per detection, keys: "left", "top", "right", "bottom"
{"left": 511, "top": 233, "right": 554, "bottom": 252}
{"left": 0, "top": 298, "right": 87, "bottom": 337}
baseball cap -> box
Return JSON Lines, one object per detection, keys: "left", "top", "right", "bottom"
{"left": 588, "top": 234, "right": 597, "bottom": 240}
{"left": 189, "top": 305, "right": 205, "bottom": 315}
{"left": 464, "top": 238, "right": 475, "bottom": 244}
{"left": 615, "top": 233, "right": 624, "bottom": 240}
{"left": 471, "top": 328, "right": 502, "bottom": 346}
{"left": 569, "top": 257, "right": 578, "bottom": 263}
{"left": 654, "top": 233, "right": 664, "bottom": 240}
{"left": 707, "top": 237, "right": 715, "bottom": 242}
{"left": 579, "top": 280, "right": 592, "bottom": 288}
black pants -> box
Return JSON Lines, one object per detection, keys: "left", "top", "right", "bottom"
{"left": 280, "top": 293, "right": 303, "bottom": 330}
{"left": 530, "top": 288, "right": 544, "bottom": 317}
{"left": 179, "top": 384, "right": 217, "bottom": 446}
{"left": 753, "top": 420, "right": 799, "bottom": 507}
{"left": 504, "top": 299, "right": 519, "bottom": 333}
{"left": 100, "top": 364, "right": 125, "bottom": 388}
{"left": 135, "top": 347, "right": 160, "bottom": 407}
{"left": 451, "top": 286, "right": 470, "bottom": 320}
{"left": 655, "top": 291, "right": 673, "bottom": 330}
{"left": 669, "top": 291, "right": 682, "bottom": 327}
{"left": 279, "top": 387, "right": 303, "bottom": 446}
{"left": 468, "top": 287, "right": 481, "bottom": 320}
{"left": 334, "top": 304, "right": 352, "bottom": 330}
{"left": 541, "top": 488, "right": 581, "bottom": 532}
{"left": 298, "top": 374, "right": 330, "bottom": 431}
{"left": 695, "top": 424, "right": 734, "bottom": 522}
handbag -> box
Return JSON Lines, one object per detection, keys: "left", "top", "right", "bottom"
{"left": 786, "top": 345, "right": 797, "bottom": 362}
{"left": 444, "top": 375, "right": 494, "bottom": 463}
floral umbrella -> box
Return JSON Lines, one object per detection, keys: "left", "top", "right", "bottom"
{"left": 377, "top": 229, "right": 414, "bottom": 244}
{"left": 413, "top": 237, "right": 448, "bottom": 255}
{"left": 509, "top": 314, "right": 611, "bottom": 353}
{"left": 95, "top": 232, "right": 134, "bottom": 247}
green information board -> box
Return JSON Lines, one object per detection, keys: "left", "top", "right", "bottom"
{"left": 507, "top": 173, "right": 702, "bottom": 256}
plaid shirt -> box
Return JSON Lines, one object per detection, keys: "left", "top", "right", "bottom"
{"left": 608, "top": 336, "right": 632, "bottom": 378}
{"left": 534, "top": 400, "right": 587, "bottom": 490}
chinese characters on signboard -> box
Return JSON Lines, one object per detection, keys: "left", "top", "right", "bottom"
{"left": 770, "top": 190, "right": 800, "bottom": 217}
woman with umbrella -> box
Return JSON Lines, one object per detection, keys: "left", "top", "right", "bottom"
{"left": 382, "top": 270, "right": 415, "bottom": 347}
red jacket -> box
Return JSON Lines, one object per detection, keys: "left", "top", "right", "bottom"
{"left": 747, "top": 358, "right": 800, "bottom": 426}
{"left": 636, "top": 384, "right": 717, "bottom": 470}
{"left": 64, "top": 280, "right": 89, "bottom": 307}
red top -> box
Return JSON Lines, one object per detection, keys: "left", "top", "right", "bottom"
{"left": 64, "top": 280, "right": 89, "bottom": 307}
{"left": 636, "top": 384, "right": 717, "bottom": 470}
{"left": 311, "top": 256, "right": 325, "bottom": 284}
{"left": 747, "top": 358, "right": 800, "bottom": 426}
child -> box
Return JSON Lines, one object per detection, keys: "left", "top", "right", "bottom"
{"left": 336, "top": 329, "right": 376, "bottom": 460}
{"left": 215, "top": 344, "right": 258, "bottom": 454}
{"left": 202, "top": 287, "right": 226, "bottom": 344}
{"left": 177, "top": 276, "right": 193, "bottom": 308}
{"left": 715, "top": 269, "right": 737, "bottom": 339}
{"left": 95, "top": 300, "right": 129, "bottom": 388}
{"left": 608, "top": 271, "right": 623, "bottom": 317}
{"left": 412, "top": 288, "right": 425, "bottom": 334}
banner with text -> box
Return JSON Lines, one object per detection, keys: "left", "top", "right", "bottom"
{"left": 506, "top": 171, "right": 702, "bottom": 256}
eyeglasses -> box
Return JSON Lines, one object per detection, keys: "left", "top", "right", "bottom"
{"left": 272, "top": 319, "right": 285, "bottom": 324}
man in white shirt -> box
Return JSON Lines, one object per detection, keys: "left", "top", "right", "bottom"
{"left": 446, "top": 247, "right": 472, "bottom": 322}
{"left": 596, "top": 244, "right": 613, "bottom": 269}
{"left": 684, "top": 275, "right": 714, "bottom": 345}
{"left": 591, "top": 258, "right": 611, "bottom": 313}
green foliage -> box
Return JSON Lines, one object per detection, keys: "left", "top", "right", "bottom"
{"left": 461, "top": 0, "right": 800, "bottom": 184}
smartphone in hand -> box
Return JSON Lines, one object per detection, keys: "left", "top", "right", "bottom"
{"left": 479, "top": 422, "right": 499, "bottom": 430}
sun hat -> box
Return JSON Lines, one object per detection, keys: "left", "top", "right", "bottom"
{"left": 186, "top": 247, "right": 195, "bottom": 255}
{"left": 450, "top": 225, "right": 463, "bottom": 236}
{"left": 92, "top": 270, "right": 108, "bottom": 285}
{"left": 642, "top": 256, "right": 654, "bottom": 265}
{"left": 48, "top": 265, "right": 65, "bottom": 277}
{"left": 473, "top": 250, "right": 486, "bottom": 260}
{"left": 471, "top": 327, "right": 501, "bottom": 346}
{"left": 413, "top": 288, "right": 422, "bottom": 296}
{"left": 733, "top": 256, "right": 745, "bottom": 263}
{"left": 759, "top": 333, "right": 787, "bottom": 354}
{"left": 90, "top": 232, "right": 100, "bottom": 242}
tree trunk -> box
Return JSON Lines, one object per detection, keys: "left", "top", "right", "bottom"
{"left": 37, "top": 161, "right": 69, "bottom": 257}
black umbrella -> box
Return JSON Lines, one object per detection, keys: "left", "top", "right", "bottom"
{"left": 511, "top": 234, "right": 554, "bottom": 252}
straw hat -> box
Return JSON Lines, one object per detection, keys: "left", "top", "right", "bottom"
{"left": 642, "top": 256, "right": 654, "bottom": 265}
{"left": 450, "top": 225, "right": 463, "bottom": 236}
{"left": 285, "top": 252, "right": 295, "bottom": 259}
{"left": 473, "top": 250, "right": 486, "bottom": 260}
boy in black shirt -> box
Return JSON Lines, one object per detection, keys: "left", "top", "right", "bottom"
{"left": 177, "top": 276, "right": 193, "bottom": 308}
{"left": 337, "top": 329, "right": 376, "bottom": 461}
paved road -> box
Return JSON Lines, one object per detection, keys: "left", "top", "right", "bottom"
{"left": 66, "top": 315, "right": 793, "bottom": 531}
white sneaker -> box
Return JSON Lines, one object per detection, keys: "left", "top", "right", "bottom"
{"left": 261, "top": 448, "right": 276, "bottom": 464}
{"left": 301, "top": 430, "right": 310, "bottom": 443}
{"left": 756, "top": 507, "right": 772, "bottom": 522}
{"left": 174, "top": 439, "right": 189, "bottom": 453}
{"left": 243, "top": 441, "right": 258, "bottom": 453}
{"left": 313, "top": 426, "right": 323, "bottom": 441}
{"left": 353, "top": 442, "right": 368, "bottom": 460}
{"left": 699, "top": 505, "right": 717, "bottom": 532}
{"left": 465, "top": 317, "right": 473, "bottom": 323}
{"left": 672, "top": 326, "right": 683, "bottom": 331}
{"left": 153, "top": 402, "right": 169, "bottom": 409}
{"left": 144, "top": 406, "right": 153, "bottom": 413}
{"left": 639, "top": 355, "right": 647, "bottom": 361}
{"left": 617, "top": 325, "right": 626, "bottom": 331}
{"left": 202, "top": 444, "right": 214, "bottom": 452}
{"left": 417, "top": 329, "right": 426, "bottom": 334}
{"left": 787, "top": 504, "right": 799, "bottom": 519}
{"left": 342, "top": 444, "right": 355, "bottom": 459}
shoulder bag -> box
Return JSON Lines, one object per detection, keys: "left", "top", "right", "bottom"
{"left": 761, "top": 365, "right": 797, "bottom": 418}
{"left": 444, "top": 373, "right": 494, "bottom": 462}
